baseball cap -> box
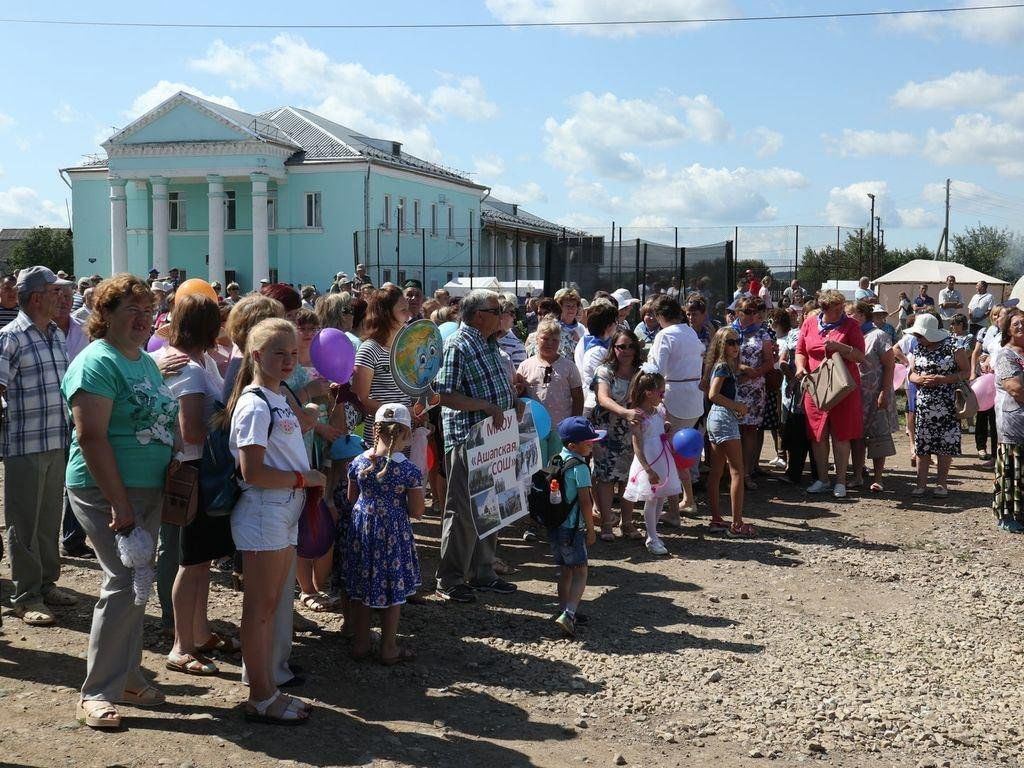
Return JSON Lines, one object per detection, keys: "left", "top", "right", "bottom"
{"left": 403, "top": 279, "right": 423, "bottom": 291}
{"left": 151, "top": 280, "right": 170, "bottom": 293}
{"left": 375, "top": 403, "right": 412, "bottom": 430}
{"left": 259, "top": 277, "right": 270, "bottom": 285}
{"left": 871, "top": 304, "right": 887, "bottom": 315}
{"left": 557, "top": 416, "right": 606, "bottom": 444}
{"left": 611, "top": 288, "right": 640, "bottom": 310}
{"left": 16, "top": 266, "right": 73, "bottom": 295}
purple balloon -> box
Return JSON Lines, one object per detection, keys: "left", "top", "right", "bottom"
{"left": 310, "top": 327, "right": 355, "bottom": 383}
{"left": 146, "top": 334, "right": 167, "bottom": 353}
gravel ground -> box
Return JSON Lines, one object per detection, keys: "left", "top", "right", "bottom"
{"left": 1, "top": 433, "right": 1021, "bottom": 768}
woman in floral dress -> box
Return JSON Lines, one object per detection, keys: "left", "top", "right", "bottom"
{"left": 732, "top": 296, "right": 773, "bottom": 489}
{"left": 907, "top": 313, "right": 970, "bottom": 497}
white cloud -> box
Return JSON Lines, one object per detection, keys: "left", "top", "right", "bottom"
{"left": 565, "top": 175, "right": 623, "bottom": 212}
{"left": 883, "top": 2, "right": 1024, "bottom": 44}
{"left": 53, "top": 102, "right": 82, "bottom": 124}
{"left": 896, "top": 207, "right": 941, "bottom": 228}
{"left": 125, "top": 80, "right": 241, "bottom": 120}
{"left": 189, "top": 39, "right": 263, "bottom": 88}
{"left": 678, "top": 94, "right": 730, "bottom": 142}
{"left": 923, "top": 113, "right": 1024, "bottom": 176}
{"left": 542, "top": 91, "right": 728, "bottom": 179}
{"left": 0, "top": 186, "right": 66, "bottom": 228}
{"left": 823, "top": 129, "right": 917, "bottom": 158}
{"left": 485, "top": 0, "right": 739, "bottom": 37}
{"left": 429, "top": 75, "right": 498, "bottom": 121}
{"left": 0, "top": 112, "right": 14, "bottom": 129}
{"left": 473, "top": 155, "right": 507, "bottom": 178}
{"left": 750, "top": 126, "right": 783, "bottom": 158}
{"left": 824, "top": 181, "right": 897, "bottom": 227}
{"left": 891, "top": 69, "right": 1019, "bottom": 111}
{"left": 631, "top": 164, "right": 807, "bottom": 223}
{"left": 489, "top": 181, "right": 548, "bottom": 204}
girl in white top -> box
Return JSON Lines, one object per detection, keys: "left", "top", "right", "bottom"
{"left": 227, "top": 318, "right": 326, "bottom": 725}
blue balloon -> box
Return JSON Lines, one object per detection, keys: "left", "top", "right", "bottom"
{"left": 439, "top": 321, "right": 459, "bottom": 341}
{"left": 672, "top": 428, "right": 703, "bottom": 459}
{"left": 522, "top": 398, "right": 552, "bottom": 440}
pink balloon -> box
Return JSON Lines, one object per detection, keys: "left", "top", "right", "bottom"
{"left": 893, "top": 362, "right": 909, "bottom": 390}
{"left": 971, "top": 372, "right": 996, "bottom": 411}
{"left": 146, "top": 335, "right": 167, "bottom": 353}
{"left": 310, "top": 328, "right": 355, "bottom": 383}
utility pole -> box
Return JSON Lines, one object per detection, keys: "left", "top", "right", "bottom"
{"left": 874, "top": 216, "right": 881, "bottom": 275}
{"left": 867, "top": 193, "right": 875, "bottom": 277}
{"left": 936, "top": 178, "right": 951, "bottom": 260}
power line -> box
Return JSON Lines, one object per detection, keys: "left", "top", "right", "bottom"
{"left": 0, "top": 4, "right": 1022, "bottom": 31}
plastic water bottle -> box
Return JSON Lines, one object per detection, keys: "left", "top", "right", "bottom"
{"left": 549, "top": 479, "right": 562, "bottom": 505}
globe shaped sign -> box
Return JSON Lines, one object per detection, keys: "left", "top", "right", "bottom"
{"left": 389, "top": 319, "right": 444, "bottom": 397}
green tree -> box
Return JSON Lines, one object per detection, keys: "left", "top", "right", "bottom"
{"left": 950, "top": 224, "right": 1021, "bottom": 282}
{"left": 7, "top": 227, "right": 73, "bottom": 276}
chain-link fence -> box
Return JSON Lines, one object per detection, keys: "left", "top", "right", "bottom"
{"left": 352, "top": 224, "right": 867, "bottom": 303}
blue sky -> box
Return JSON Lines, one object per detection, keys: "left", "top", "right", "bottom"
{"left": 1, "top": 0, "right": 1022, "bottom": 264}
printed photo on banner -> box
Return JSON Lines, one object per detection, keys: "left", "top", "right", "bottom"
{"left": 516, "top": 405, "right": 542, "bottom": 484}
{"left": 465, "top": 408, "right": 530, "bottom": 538}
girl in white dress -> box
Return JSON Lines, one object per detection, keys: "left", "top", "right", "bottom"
{"left": 623, "top": 363, "right": 681, "bottom": 556}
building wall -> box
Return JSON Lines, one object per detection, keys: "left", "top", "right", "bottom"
{"left": 70, "top": 175, "right": 111, "bottom": 274}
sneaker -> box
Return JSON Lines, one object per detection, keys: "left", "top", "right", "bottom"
{"left": 646, "top": 540, "right": 669, "bottom": 556}
{"left": 522, "top": 528, "right": 538, "bottom": 543}
{"left": 806, "top": 480, "right": 830, "bottom": 494}
{"left": 60, "top": 543, "right": 96, "bottom": 559}
{"left": 911, "top": 486, "right": 928, "bottom": 497}
{"left": 833, "top": 483, "right": 847, "bottom": 498}
{"left": 1002, "top": 519, "right": 1024, "bottom": 533}
{"left": 768, "top": 456, "right": 787, "bottom": 470}
{"left": 435, "top": 584, "right": 476, "bottom": 603}
{"left": 554, "top": 611, "right": 576, "bottom": 637}
{"left": 932, "top": 486, "right": 949, "bottom": 498}
{"left": 472, "top": 578, "right": 517, "bottom": 594}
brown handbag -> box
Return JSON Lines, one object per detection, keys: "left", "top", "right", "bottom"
{"left": 802, "top": 352, "right": 856, "bottom": 412}
{"left": 162, "top": 462, "right": 199, "bottom": 526}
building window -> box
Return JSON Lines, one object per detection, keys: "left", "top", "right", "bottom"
{"left": 267, "top": 198, "right": 277, "bottom": 231}
{"left": 269, "top": 268, "right": 279, "bottom": 284}
{"left": 397, "top": 270, "right": 407, "bottom": 285}
{"left": 431, "top": 204, "right": 438, "bottom": 236}
{"left": 383, "top": 269, "right": 392, "bottom": 283}
{"left": 304, "top": 192, "right": 321, "bottom": 228}
{"left": 224, "top": 191, "right": 236, "bottom": 230}
{"left": 446, "top": 272, "right": 454, "bottom": 282}
{"left": 169, "top": 192, "right": 185, "bottom": 231}
{"left": 398, "top": 197, "right": 407, "bottom": 232}
{"left": 383, "top": 194, "right": 391, "bottom": 229}
{"left": 413, "top": 200, "right": 421, "bottom": 233}
{"left": 447, "top": 206, "right": 454, "bottom": 238}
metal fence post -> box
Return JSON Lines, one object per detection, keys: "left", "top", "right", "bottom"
{"left": 375, "top": 228, "right": 381, "bottom": 285}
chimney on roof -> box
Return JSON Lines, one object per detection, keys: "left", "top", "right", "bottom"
{"left": 512, "top": 204, "right": 518, "bottom": 216}
{"left": 391, "top": 141, "right": 402, "bottom": 156}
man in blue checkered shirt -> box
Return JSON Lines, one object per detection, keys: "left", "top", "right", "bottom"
{"left": 0, "top": 266, "right": 75, "bottom": 626}
{"left": 434, "top": 289, "right": 519, "bottom": 603}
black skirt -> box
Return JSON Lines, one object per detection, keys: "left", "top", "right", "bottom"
{"left": 180, "top": 459, "right": 235, "bottom": 566}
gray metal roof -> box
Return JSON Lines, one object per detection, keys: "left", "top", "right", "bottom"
{"left": 481, "top": 199, "right": 567, "bottom": 236}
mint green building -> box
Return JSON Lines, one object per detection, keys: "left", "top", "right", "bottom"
{"left": 62, "top": 90, "right": 555, "bottom": 293}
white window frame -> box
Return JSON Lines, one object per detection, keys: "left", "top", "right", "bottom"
{"left": 224, "top": 190, "right": 236, "bottom": 231}
{"left": 383, "top": 194, "right": 391, "bottom": 230}
{"left": 169, "top": 191, "right": 185, "bottom": 231}
{"left": 304, "top": 192, "right": 321, "bottom": 228}
{"left": 430, "top": 204, "right": 438, "bottom": 236}
{"left": 413, "top": 200, "right": 421, "bottom": 233}
{"left": 447, "top": 206, "right": 454, "bottom": 239}
{"left": 267, "top": 197, "right": 277, "bottom": 231}
{"left": 398, "top": 197, "right": 406, "bottom": 232}
{"left": 383, "top": 268, "right": 392, "bottom": 283}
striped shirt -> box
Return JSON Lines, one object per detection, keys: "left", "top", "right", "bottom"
{"left": 0, "top": 312, "right": 69, "bottom": 456}
{"left": 436, "top": 326, "right": 515, "bottom": 453}
{"left": 354, "top": 339, "right": 410, "bottom": 429}
{"left": 0, "top": 304, "right": 19, "bottom": 328}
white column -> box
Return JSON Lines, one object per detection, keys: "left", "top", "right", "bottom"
{"left": 530, "top": 241, "right": 541, "bottom": 280}
{"left": 250, "top": 173, "right": 269, "bottom": 289}
{"left": 149, "top": 176, "right": 169, "bottom": 277}
{"left": 207, "top": 174, "right": 226, "bottom": 289}
{"left": 109, "top": 178, "right": 128, "bottom": 274}
{"left": 504, "top": 238, "right": 515, "bottom": 282}
{"left": 517, "top": 241, "right": 527, "bottom": 282}
{"left": 488, "top": 234, "right": 497, "bottom": 277}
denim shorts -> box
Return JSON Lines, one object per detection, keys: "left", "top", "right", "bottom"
{"left": 231, "top": 487, "right": 305, "bottom": 552}
{"left": 707, "top": 404, "right": 741, "bottom": 445}
{"left": 548, "top": 526, "right": 588, "bottom": 568}
{"left": 906, "top": 381, "right": 917, "bottom": 413}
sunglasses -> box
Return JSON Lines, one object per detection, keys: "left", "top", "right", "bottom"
{"left": 613, "top": 343, "right": 634, "bottom": 350}
{"left": 725, "top": 339, "right": 740, "bottom": 346}
{"left": 478, "top": 308, "right": 501, "bottom": 315}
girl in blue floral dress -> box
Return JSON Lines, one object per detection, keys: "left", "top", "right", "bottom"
{"left": 346, "top": 403, "right": 424, "bottom": 664}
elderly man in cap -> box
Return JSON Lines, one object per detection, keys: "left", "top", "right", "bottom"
{"left": 0, "top": 266, "right": 75, "bottom": 625}
{"left": 0, "top": 273, "right": 20, "bottom": 327}
{"left": 403, "top": 279, "right": 424, "bottom": 321}
{"left": 352, "top": 263, "right": 371, "bottom": 290}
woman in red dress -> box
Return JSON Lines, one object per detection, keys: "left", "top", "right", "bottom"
{"left": 795, "top": 290, "right": 865, "bottom": 498}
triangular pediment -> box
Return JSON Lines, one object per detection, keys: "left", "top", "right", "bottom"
{"left": 103, "top": 91, "right": 264, "bottom": 148}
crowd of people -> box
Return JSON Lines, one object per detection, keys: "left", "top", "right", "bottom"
{"left": 0, "top": 262, "right": 1022, "bottom": 729}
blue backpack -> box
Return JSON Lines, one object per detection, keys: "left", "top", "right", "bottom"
{"left": 201, "top": 387, "right": 275, "bottom": 518}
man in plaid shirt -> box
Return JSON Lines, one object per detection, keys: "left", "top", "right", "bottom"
{"left": 0, "top": 266, "right": 75, "bottom": 626}
{"left": 434, "top": 290, "right": 518, "bottom": 603}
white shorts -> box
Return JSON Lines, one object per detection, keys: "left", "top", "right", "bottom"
{"left": 231, "top": 488, "right": 305, "bottom": 552}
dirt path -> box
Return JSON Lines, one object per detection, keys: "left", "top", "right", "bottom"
{"left": 1, "top": 434, "right": 1021, "bottom": 768}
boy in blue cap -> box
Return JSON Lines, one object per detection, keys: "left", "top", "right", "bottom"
{"left": 551, "top": 416, "right": 605, "bottom": 637}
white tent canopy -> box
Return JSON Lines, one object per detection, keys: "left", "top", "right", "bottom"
{"left": 498, "top": 280, "right": 545, "bottom": 298}
{"left": 1011, "top": 274, "right": 1024, "bottom": 304}
{"left": 872, "top": 259, "right": 1009, "bottom": 287}
{"left": 441, "top": 276, "right": 501, "bottom": 297}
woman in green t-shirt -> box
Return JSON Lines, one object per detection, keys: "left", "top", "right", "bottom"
{"left": 63, "top": 274, "right": 179, "bottom": 730}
